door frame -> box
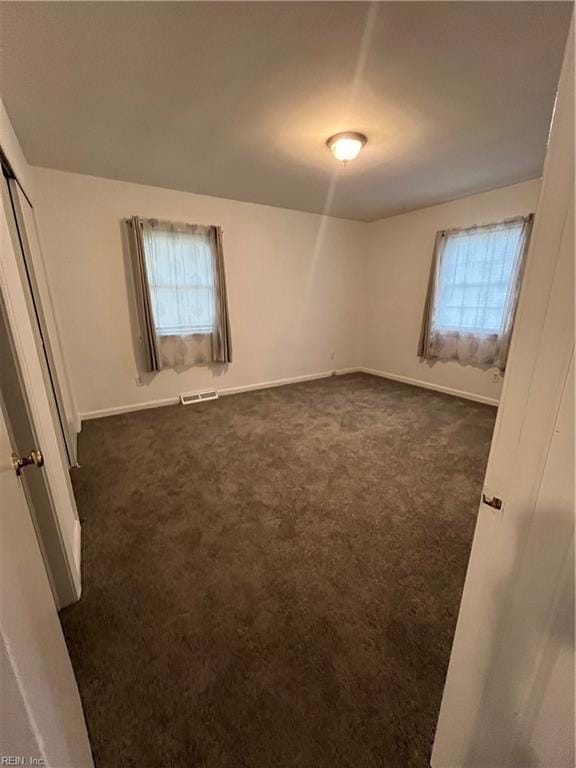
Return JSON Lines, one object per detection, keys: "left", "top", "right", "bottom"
{"left": 0, "top": 145, "right": 81, "bottom": 605}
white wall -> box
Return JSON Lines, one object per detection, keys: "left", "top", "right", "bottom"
{"left": 32, "top": 168, "right": 367, "bottom": 418}
{"left": 362, "top": 179, "right": 541, "bottom": 403}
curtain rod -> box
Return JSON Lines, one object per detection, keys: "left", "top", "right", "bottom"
{"left": 440, "top": 213, "right": 533, "bottom": 237}
{"left": 124, "top": 216, "right": 222, "bottom": 232}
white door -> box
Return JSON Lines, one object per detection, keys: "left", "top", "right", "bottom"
{"left": 0, "top": 406, "right": 93, "bottom": 767}
{"left": 432, "top": 23, "right": 574, "bottom": 768}
{"left": 8, "top": 177, "right": 78, "bottom": 467}
{"left": 1, "top": 167, "right": 81, "bottom": 604}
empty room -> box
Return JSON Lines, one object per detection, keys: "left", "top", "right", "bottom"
{"left": 0, "top": 2, "right": 573, "bottom": 767}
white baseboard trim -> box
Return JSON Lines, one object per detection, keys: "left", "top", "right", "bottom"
{"left": 81, "top": 396, "right": 180, "bottom": 421}
{"left": 80, "top": 365, "right": 497, "bottom": 421}
{"left": 79, "top": 368, "right": 358, "bottom": 421}
{"left": 358, "top": 367, "right": 499, "bottom": 407}
{"left": 218, "top": 368, "right": 358, "bottom": 397}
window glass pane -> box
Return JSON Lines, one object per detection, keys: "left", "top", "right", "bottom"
{"left": 439, "top": 305, "right": 462, "bottom": 329}
{"left": 143, "top": 228, "right": 216, "bottom": 335}
{"left": 461, "top": 306, "right": 478, "bottom": 330}
{"left": 485, "top": 308, "right": 503, "bottom": 331}
{"left": 463, "top": 285, "right": 482, "bottom": 308}
{"left": 152, "top": 287, "right": 214, "bottom": 334}
{"left": 433, "top": 222, "right": 524, "bottom": 335}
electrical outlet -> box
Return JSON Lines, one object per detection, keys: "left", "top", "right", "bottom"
{"left": 135, "top": 375, "right": 144, "bottom": 387}
{"left": 330, "top": 352, "right": 335, "bottom": 360}
{"left": 491, "top": 371, "right": 501, "bottom": 383}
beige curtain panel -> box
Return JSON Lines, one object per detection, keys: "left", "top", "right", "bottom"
{"left": 418, "top": 215, "right": 533, "bottom": 371}
{"left": 127, "top": 217, "right": 232, "bottom": 372}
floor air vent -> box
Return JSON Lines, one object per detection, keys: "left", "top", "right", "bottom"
{"left": 180, "top": 390, "right": 219, "bottom": 406}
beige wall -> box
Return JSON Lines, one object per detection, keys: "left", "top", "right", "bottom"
{"left": 32, "top": 169, "right": 542, "bottom": 417}
{"left": 32, "top": 168, "right": 367, "bottom": 417}
{"left": 362, "top": 179, "right": 541, "bottom": 403}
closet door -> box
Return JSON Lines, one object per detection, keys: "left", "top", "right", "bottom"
{"left": 1, "top": 166, "right": 81, "bottom": 605}
{"left": 7, "top": 175, "right": 77, "bottom": 467}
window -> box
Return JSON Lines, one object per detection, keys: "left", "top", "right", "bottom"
{"left": 143, "top": 226, "right": 216, "bottom": 336}
{"left": 418, "top": 216, "right": 533, "bottom": 370}
{"left": 433, "top": 220, "right": 527, "bottom": 336}
{"left": 128, "top": 217, "right": 232, "bottom": 372}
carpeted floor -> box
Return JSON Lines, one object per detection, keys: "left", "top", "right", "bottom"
{"left": 61, "top": 373, "right": 496, "bottom": 768}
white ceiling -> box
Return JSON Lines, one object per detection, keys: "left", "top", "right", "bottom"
{"left": 0, "top": 2, "right": 572, "bottom": 221}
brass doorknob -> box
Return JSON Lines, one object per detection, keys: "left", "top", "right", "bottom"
{"left": 11, "top": 449, "right": 44, "bottom": 477}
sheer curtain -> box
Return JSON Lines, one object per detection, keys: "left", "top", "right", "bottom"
{"left": 128, "top": 217, "right": 232, "bottom": 372}
{"left": 418, "top": 216, "right": 533, "bottom": 370}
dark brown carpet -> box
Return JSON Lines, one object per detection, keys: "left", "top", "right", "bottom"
{"left": 61, "top": 373, "right": 496, "bottom": 768}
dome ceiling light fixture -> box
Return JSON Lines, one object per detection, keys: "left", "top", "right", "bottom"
{"left": 326, "top": 131, "right": 367, "bottom": 164}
